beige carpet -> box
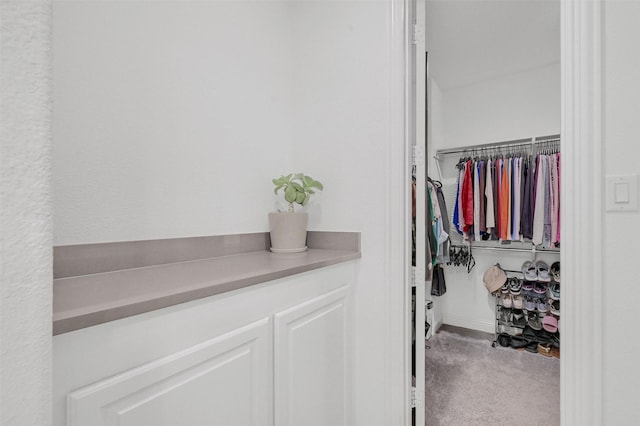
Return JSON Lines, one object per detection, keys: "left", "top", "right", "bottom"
{"left": 424, "top": 325, "right": 560, "bottom": 426}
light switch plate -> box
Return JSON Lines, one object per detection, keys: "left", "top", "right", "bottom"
{"left": 606, "top": 174, "right": 639, "bottom": 211}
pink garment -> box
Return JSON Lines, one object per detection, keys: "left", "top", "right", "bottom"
{"left": 473, "top": 161, "right": 481, "bottom": 241}
{"left": 506, "top": 158, "right": 512, "bottom": 241}
{"left": 556, "top": 153, "right": 561, "bottom": 244}
{"left": 550, "top": 153, "right": 559, "bottom": 245}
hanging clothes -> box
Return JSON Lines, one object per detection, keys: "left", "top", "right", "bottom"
{"left": 446, "top": 138, "right": 560, "bottom": 247}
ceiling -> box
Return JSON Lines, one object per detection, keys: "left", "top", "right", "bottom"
{"left": 425, "top": 0, "right": 560, "bottom": 90}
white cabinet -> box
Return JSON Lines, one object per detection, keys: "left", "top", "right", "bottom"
{"left": 68, "top": 319, "right": 270, "bottom": 426}
{"left": 53, "top": 263, "right": 354, "bottom": 426}
{"left": 274, "top": 286, "right": 351, "bottom": 426}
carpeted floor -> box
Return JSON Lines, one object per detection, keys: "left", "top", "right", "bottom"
{"left": 425, "top": 325, "right": 560, "bottom": 426}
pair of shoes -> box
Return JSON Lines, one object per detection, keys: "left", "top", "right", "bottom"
{"left": 550, "top": 261, "right": 560, "bottom": 282}
{"left": 509, "top": 278, "right": 523, "bottom": 295}
{"left": 522, "top": 260, "right": 553, "bottom": 282}
{"left": 548, "top": 282, "right": 560, "bottom": 300}
{"left": 522, "top": 261, "right": 538, "bottom": 281}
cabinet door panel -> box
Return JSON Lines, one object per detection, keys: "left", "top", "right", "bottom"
{"left": 274, "top": 285, "right": 350, "bottom": 426}
{"left": 67, "top": 318, "right": 270, "bottom": 426}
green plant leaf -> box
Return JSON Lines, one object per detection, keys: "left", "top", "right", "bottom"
{"left": 310, "top": 180, "right": 323, "bottom": 190}
{"left": 302, "top": 193, "right": 310, "bottom": 206}
{"left": 302, "top": 176, "right": 313, "bottom": 187}
{"left": 284, "top": 185, "right": 296, "bottom": 203}
{"left": 307, "top": 189, "right": 315, "bottom": 194}
{"left": 274, "top": 177, "right": 288, "bottom": 187}
{"left": 295, "top": 192, "right": 305, "bottom": 204}
{"left": 291, "top": 182, "right": 304, "bottom": 192}
{"left": 294, "top": 172, "right": 304, "bottom": 180}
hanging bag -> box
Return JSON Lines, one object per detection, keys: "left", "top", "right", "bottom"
{"left": 431, "top": 264, "right": 447, "bottom": 296}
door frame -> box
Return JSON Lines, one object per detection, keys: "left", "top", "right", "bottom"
{"left": 560, "top": 0, "right": 603, "bottom": 423}
{"left": 389, "top": 0, "right": 605, "bottom": 424}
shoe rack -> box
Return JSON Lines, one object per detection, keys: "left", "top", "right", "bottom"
{"left": 492, "top": 261, "right": 560, "bottom": 358}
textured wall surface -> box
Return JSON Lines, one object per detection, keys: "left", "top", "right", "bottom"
{"left": 0, "top": 1, "right": 52, "bottom": 424}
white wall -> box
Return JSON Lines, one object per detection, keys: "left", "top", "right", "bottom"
{"left": 603, "top": 1, "right": 640, "bottom": 422}
{"left": 0, "top": 1, "right": 52, "bottom": 425}
{"left": 443, "top": 63, "right": 560, "bottom": 147}
{"left": 429, "top": 63, "right": 560, "bottom": 332}
{"left": 53, "top": 0, "right": 296, "bottom": 245}
{"left": 288, "top": 2, "right": 397, "bottom": 424}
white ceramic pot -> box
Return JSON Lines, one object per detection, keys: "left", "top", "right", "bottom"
{"left": 268, "top": 212, "right": 308, "bottom": 253}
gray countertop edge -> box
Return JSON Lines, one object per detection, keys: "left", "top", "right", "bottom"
{"left": 53, "top": 249, "right": 361, "bottom": 336}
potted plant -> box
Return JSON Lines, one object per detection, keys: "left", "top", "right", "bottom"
{"left": 269, "top": 173, "right": 324, "bottom": 253}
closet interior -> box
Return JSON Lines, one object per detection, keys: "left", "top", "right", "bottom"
{"left": 411, "top": 0, "right": 560, "bottom": 424}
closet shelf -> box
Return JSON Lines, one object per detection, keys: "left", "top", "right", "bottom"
{"left": 433, "top": 134, "right": 560, "bottom": 159}
{"left": 450, "top": 242, "right": 559, "bottom": 255}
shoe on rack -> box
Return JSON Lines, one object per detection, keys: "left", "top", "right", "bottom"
{"left": 522, "top": 325, "right": 538, "bottom": 341}
{"left": 527, "top": 312, "right": 542, "bottom": 330}
{"left": 510, "top": 335, "right": 528, "bottom": 349}
{"left": 501, "top": 281, "right": 510, "bottom": 294}
{"left": 502, "top": 293, "right": 513, "bottom": 308}
{"left": 509, "top": 278, "right": 522, "bottom": 295}
{"left": 513, "top": 295, "right": 524, "bottom": 310}
{"left": 542, "top": 314, "right": 558, "bottom": 333}
{"left": 538, "top": 342, "right": 553, "bottom": 356}
{"left": 537, "top": 298, "right": 548, "bottom": 313}
{"left": 535, "top": 260, "right": 552, "bottom": 282}
{"left": 522, "top": 281, "right": 534, "bottom": 296}
{"left": 497, "top": 333, "right": 511, "bottom": 347}
{"left": 526, "top": 341, "right": 539, "bottom": 353}
{"left": 533, "top": 282, "right": 547, "bottom": 296}
{"left": 548, "top": 282, "right": 560, "bottom": 300}
{"left": 512, "top": 309, "right": 526, "bottom": 328}
{"left": 524, "top": 296, "right": 536, "bottom": 311}
{"left": 550, "top": 261, "right": 561, "bottom": 282}
{"left": 522, "top": 261, "right": 538, "bottom": 281}
{"left": 549, "top": 299, "right": 560, "bottom": 316}
{"left": 500, "top": 307, "right": 512, "bottom": 324}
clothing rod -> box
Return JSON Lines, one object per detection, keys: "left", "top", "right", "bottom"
{"left": 434, "top": 134, "right": 560, "bottom": 158}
